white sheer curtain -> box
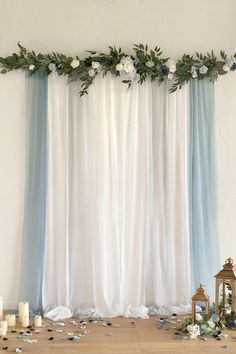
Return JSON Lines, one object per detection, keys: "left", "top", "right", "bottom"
{"left": 42, "top": 73, "right": 192, "bottom": 318}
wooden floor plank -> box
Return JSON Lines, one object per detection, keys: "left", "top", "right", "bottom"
{"left": 0, "top": 315, "right": 236, "bottom": 353}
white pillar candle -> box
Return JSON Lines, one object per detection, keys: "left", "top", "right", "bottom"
{"left": 19, "top": 302, "right": 29, "bottom": 324}
{"left": 22, "top": 315, "right": 29, "bottom": 328}
{"left": 0, "top": 321, "right": 8, "bottom": 330}
{"left": 5, "top": 314, "right": 16, "bottom": 327}
{"left": 0, "top": 328, "right": 7, "bottom": 336}
{"left": 34, "top": 315, "right": 42, "bottom": 327}
{"left": 0, "top": 296, "right": 3, "bottom": 321}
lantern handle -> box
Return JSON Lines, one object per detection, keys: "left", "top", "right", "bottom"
{"left": 225, "top": 257, "right": 233, "bottom": 264}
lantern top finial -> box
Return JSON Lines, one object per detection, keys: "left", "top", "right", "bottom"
{"left": 215, "top": 257, "right": 236, "bottom": 280}
{"left": 192, "top": 284, "right": 209, "bottom": 302}
{"left": 225, "top": 257, "right": 233, "bottom": 264}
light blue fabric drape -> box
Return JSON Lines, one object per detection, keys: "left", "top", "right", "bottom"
{"left": 189, "top": 79, "right": 220, "bottom": 301}
{"left": 18, "top": 71, "right": 47, "bottom": 311}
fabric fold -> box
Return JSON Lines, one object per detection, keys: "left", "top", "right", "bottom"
{"left": 18, "top": 71, "right": 47, "bottom": 311}
{"left": 189, "top": 79, "right": 220, "bottom": 300}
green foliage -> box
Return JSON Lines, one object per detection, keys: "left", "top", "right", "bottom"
{"left": 0, "top": 43, "right": 235, "bottom": 96}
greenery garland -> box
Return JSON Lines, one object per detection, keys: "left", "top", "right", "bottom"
{"left": 0, "top": 43, "right": 235, "bottom": 96}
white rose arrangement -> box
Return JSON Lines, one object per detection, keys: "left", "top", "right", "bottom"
{"left": 166, "top": 59, "right": 176, "bottom": 74}
{"left": 116, "top": 56, "right": 140, "bottom": 83}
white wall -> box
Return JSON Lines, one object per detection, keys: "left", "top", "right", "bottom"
{"left": 0, "top": 0, "right": 236, "bottom": 307}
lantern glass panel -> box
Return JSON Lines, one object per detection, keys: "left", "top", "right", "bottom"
{"left": 195, "top": 301, "right": 208, "bottom": 317}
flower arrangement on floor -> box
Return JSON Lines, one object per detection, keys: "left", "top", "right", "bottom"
{"left": 0, "top": 43, "right": 236, "bottom": 96}
{"left": 181, "top": 312, "right": 236, "bottom": 339}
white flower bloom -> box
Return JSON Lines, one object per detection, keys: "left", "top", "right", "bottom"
{"left": 199, "top": 65, "right": 208, "bottom": 74}
{"left": 168, "top": 73, "right": 173, "bottom": 80}
{"left": 166, "top": 59, "right": 176, "bottom": 73}
{"left": 226, "top": 57, "right": 235, "bottom": 68}
{"left": 192, "top": 325, "right": 200, "bottom": 335}
{"left": 48, "top": 63, "right": 57, "bottom": 72}
{"left": 119, "top": 69, "right": 128, "bottom": 78}
{"left": 189, "top": 332, "right": 198, "bottom": 340}
{"left": 116, "top": 63, "right": 124, "bottom": 71}
{"left": 92, "top": 61, "right": 100, "bottom": 69}
{"left": 195, "top": 313, "right": 203, "bottom": 322}
{"left": 187, "top": 325, "right": 193, "bottom": 333}
{"left": 207, "top": 320, "right": 215, "bottom": 329}
{"left": 71, "top": 59, "right": 80, "bottom": 69}
{"left": 131, "top": 73, "right": 140, "bottom": 83}
{"left": 119, "top": 56, "right": 135, "bottom": 73}
{"left": 223, "top": 64, "right": 230, "bottom": 72}
{"left": 146, "top": 60, "right": 154, "bottom": 68}
{"left": 88, "top": 69, "right": 95, "bottom": 77}
{"left": 191, "top": 66, "right": 198, "bottom": 78}
{"left": 29, "top": 64, "right": 35, "bottom": 71}
{"left": 124, "top": 62, "right": 135, "bottom": 73}
{"left": 121, "top": 56, "right": 133, "bottom": 65}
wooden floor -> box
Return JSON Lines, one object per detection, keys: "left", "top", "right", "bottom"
{"left": 1, "top": 316, "right": 236, "bottom": 354}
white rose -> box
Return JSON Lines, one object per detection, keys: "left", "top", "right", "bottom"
{"left": 116, "top": 63, "right": 124, "bottom": 71}
{"left": 187, "top": 325, "right": 193, "bottom": 333}
{"left": 88, "top": 69, "right": 95, "bottom": 77}
{"left": 189, "top": 332, "right": 198, "bottom": 340}
{"left": 146, "top": 60, "right": 154, "bottom": 68}
{"left": 71, "top": 59, "right": 80, "bottom": 69}
{"left": 29, "top": 64, "right": 35, "bottom": 71}
{"left": 166, "top": 59, "right": 176, "bottom": 73}
{"left": 92, "top": 61, "right": 100, "bottom": 69}
{"left": 199, "top": 65, "right": 208, "bottom": 74}
{"left": 195, "top": 313, "right": 203, "bottom": 322}
{"left": 124, "top": 62, "right": 135, "bottom": 73}
{"left": 223, "top": 64, "right": 230, "bottom": 72}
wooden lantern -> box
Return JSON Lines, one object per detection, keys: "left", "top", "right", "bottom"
{"left": 192, "top": 284, "right": 209, "bottom": 323}
{"left": 215, "top": 257, "right": 236, "bottom": 315}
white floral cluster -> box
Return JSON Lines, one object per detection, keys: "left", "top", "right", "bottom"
{"left": 186, "top": 313, "right": 223, "bottom": 339}
{"left": 116, "top": 56, "right": 140, "bottom": 83}
{"left": 145, "top": 58, "right": 177, "bottom": 80}
{"left": 71, "top": 58, "right": 80, "bottom": 69}
{"left": 116, "top": 57, "right": 177, "bottom": 83}
{"left": 186, "top": 324, "right": 201, "bottom": 340}
{"left": 191, "top": 65, "right": 208, "bottom": 79}
{"left": 144, "top": 58, "right": 177, "bottom": 79}
{"left": 223, "top": 57, "right": 236, "bottom": 72}
{"left": 165, "top": 59, "right": 177, "bottom": 80}
{"left": 88, "top": 61, "right": 102, "bottom": 77}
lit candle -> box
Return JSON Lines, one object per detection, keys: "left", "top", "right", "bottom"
{"left": 0, "top": 321, "right": 8, "bottom": 330}
{"left": 5, "top": 314, "right": 16, "bottom": 327}
{"left": 22, "top": 315, "right": 29, "bottom": 328}
{"left": 19, "top": 302, "right": 29, "bottom": 324}
{"left": 0, "top": 296, "right": 3, "bottom": 321}
{"left": 0, "top": 328, "right": 6, "bottom": 336}
{"left": 34, "top": 315, "right": 42, "bottom": 327}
